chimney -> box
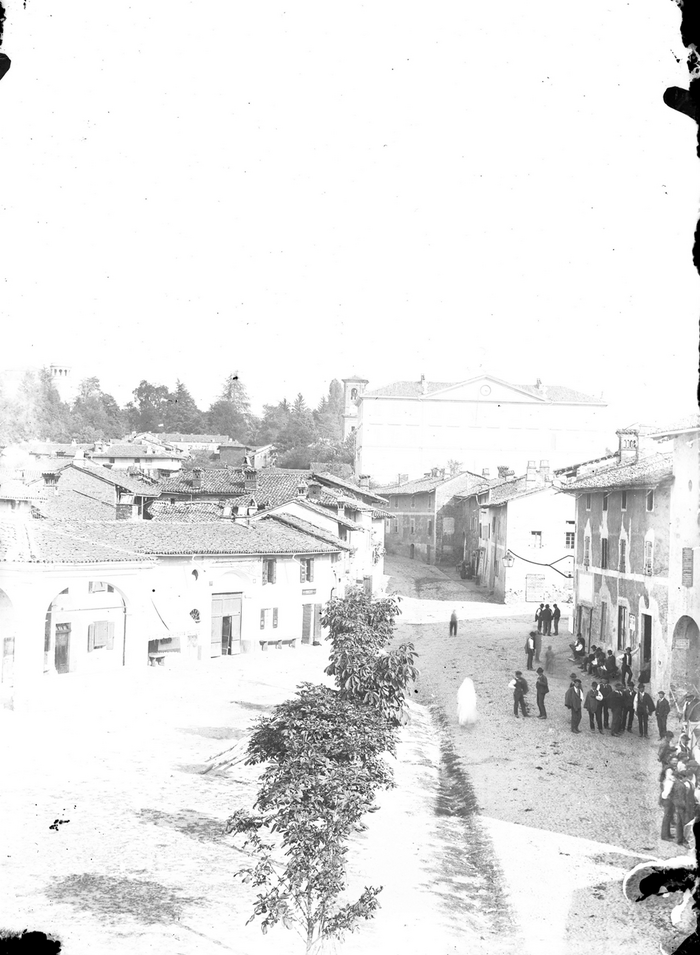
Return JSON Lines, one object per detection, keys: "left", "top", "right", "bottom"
{"left": 191, "top": 468, "right": 202, "bottom": 490}
{"left": 539, "top": 459, "right": 551, "bottom": 481}
{"left": 337, "top": 502, "right": 345, "bottom": 519}
{"left": 246, "top": 498, "right": 258, "bottom": 516}
{"left": 420, "top": 374, "right": 427, "bottom": 395}
{"left": 222, "top": 503, "right": 233, "bottom": 518}
{"left": 398, "top": 473, "right": 408, "bottom": 485}
{"left": 244, "top": 468, "right": 258, "bottom": 492}
{"left": 42, "top": 472, "right": 60, "bottom": 494}
{"left": 74, "top": 448, "right": 84, "bottom": 461}
{"left": 307, "top": 480, "right": 322, "bottom": 501}
{"left": 359, "top": 474, "right": 370, "bottom": 490}
{"left": 526, "top": 460, "right": 538, "bottom": 485}
{"left": 296, "top": 480, "right": 308, "bottom": 498}
{"left": 438, "top": 468, "right": 445, "bottom": 480}
{"left": 617, "top": 428, "right": 644, "bottom": 464}
{"left": 482, "top": 468, "right": 490, "bottom": 479}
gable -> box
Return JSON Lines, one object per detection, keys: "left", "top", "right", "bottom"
{"left": 425, "top": 376, "right": 544, "bottom": 403}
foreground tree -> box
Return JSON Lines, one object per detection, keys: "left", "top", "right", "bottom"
{"left": 225, "top": 684, "right": 393, "bottom": 953}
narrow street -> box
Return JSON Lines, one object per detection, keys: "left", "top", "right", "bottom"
{"left": 385, "top": 555, "right": 676, "bottom": 955}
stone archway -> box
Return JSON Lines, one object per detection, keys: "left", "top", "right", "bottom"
{"left": 671, "top": 615, "right": 700, "bottom": 695}
{"left": 45, "top": 581, "right": 128, "bottom": 676}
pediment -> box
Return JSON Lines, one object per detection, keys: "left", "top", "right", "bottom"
{"left": 426, "top": 375, "right": 544, "bottom": 403}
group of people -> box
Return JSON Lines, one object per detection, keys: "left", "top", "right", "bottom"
{"left": 534, "top": 603, "right": 561, "bottom": 636}
{"left": 564, "top": 676, "right": 666, "bottom": 737}
{"left": 658, "top": 730, "right": 700, "bottom": 847}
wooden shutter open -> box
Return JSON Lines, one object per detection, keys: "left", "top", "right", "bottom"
{"left": 300, "top": 561, "right": 306, "bottom": 583}
{"left": 87, "top": 624, "right": 95, "bottom": 652}
{"left": 308, "top": 559, "right": 314, "bottom": 582}
{"left": 262, "top": 560, "right": 268, "bottom": 585}
{"left": 106, "top": 622, "right": 115, "bottom": 650}
{"left": 273, "top": 608, "right": 278, "bottom": 629}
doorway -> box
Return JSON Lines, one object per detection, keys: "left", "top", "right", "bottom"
{"left": 410, "top": 544, "right": 415, "bottom": 559}
{"left": 302, "top": 603, "right": 322, "bottom": 645}
{"left": 617, "top": 606, "right": 627, "bottom": 651}
{"left": 641, "top": 613, "right": 652, "bottom": 673}
{"left": 54, "top": 623, "right": 71, "bottom": 674}
{"left": 671, "top": 615, "right": 700, "bottom": 694}
{"left": 211, "top": 594, "right": 242, "bottom": 656}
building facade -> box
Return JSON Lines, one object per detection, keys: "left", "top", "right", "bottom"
{"left": 352, "top": 373, "right": 612, "bottom": 484}
{"left": 377, "top": 469, "right": 488, "bottom": 565}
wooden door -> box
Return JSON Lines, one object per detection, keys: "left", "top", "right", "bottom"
{"left": 302, "top": 604, "right": 313, "bottom": 645}
{"left": 211, "top": 594, "right": 242, "bottom": 656}
{"left": 313, "top": 604, "right": 322, "bottom": 643}
{"left": 54, "top": 624, "right": 71, "bottom": 674}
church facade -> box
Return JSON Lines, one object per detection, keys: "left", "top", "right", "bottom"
{"left": 347, "top": 375, "right": 613, "bottom": 485}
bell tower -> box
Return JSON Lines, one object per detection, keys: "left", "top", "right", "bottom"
{"left": 341, "top": 376, "right": 368, "bottom": 440}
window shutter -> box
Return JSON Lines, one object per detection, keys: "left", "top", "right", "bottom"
{"left": 308, "top": 559, "right": 314, "bottom": 582}
{"left": 273, "top": 608, "right": 278, "bottom": 629}
{"left": 262, "top": 560, "right": 268, "bottom": 585}
{"left": 271, "top": 560, "right": 276, "bottom": 583}
{"left": 260, "top": 610, "right": 266, "bottom": 630}
{"left": 87, "top": 624, "right": 95, "bottom": 652}
{"left": 300, "top": 561, "right": 306, "bottom": 583}
{"left": 106, "top": 622, "right": 115, "bottom": 650}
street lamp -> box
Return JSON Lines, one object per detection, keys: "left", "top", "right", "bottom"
{"left": 501, "top": 552, "right": 515, "bottom": 569}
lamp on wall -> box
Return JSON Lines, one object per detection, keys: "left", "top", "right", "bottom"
{"left": 501, "top": 549, "right": 573, "bottom": 579}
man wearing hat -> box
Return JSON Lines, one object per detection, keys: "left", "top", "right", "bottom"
{"left": 565, "top": 679, "right": 584, "bottom": 733}
{"left": 510, "top": 670, "right": 529, "bottom": 718}
{"left": 622, "top": 680, "right": 636, "bottom": 732}
{"left": 656, "top": 690, "right": 671, "bottom": 739}
{"left": 634, "top": 683, "right": 656, "bottom": 739}
{"left": 535, "top": 667, "right": 549, "bottom": 719}
{"left": 599, "top": 677, "right": 613, "bottom": 730}
{"left": 609, "top": 682, "right": 625, "bottom": 737}
{"left": 620, "top": 646, "right": 634, "bottom": 686}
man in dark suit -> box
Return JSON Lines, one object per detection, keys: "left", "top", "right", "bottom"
{"left": 584, "top": 681, "right": 602, "bottom": 732}
{"left": 449, "top": 610, "right": 458, "bottom": 636}
{"left": 535, "top": 667, "right": 549, "bottom": 719}
{"left": 535, "top": 604, "right": 544, "bottom": 633}
{"left": 511, "top": 671, "right": 529, "bottom": 718}
{"left": 599, "top": 678, "right": 612, "bottom": 730}
{"left": 656, "top": 691, "right": 670, "bottom": 739}
{"left": 609, "top": 682, "right": 625, "bottom": 736}
{"left": 565, "top": 679, "right": 584, "bottom": 733}
{"left": 603, "top": 650, "right": 618, "bottom": 679}
{"left": 552, "top": 603, "right": 561, "bottom": 635}
{"left": 540, "top": 604, "right": 553, "bottom": 636}
{"left": 635, "top": 683, "right": 656, "bottom": 738}
{"left": 622, "top": 681, "right": 636, "bottom": 732}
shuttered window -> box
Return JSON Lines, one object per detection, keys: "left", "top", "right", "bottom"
{"left": 262, "top": 559, "right": 276, "bottom": 584}
{"left": 88, "top": 621, "right": 115, "bottom": 651}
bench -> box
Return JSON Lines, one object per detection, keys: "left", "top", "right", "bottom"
{"left": 149, "top": 654, "right": 166, "bottom": 666}
{"left": 259, "top": 638, "right": 297, "bottom": 651}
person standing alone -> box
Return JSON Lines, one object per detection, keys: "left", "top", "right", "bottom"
{"left": 510, "top": 671, "right": 529, "bottom": 718}
{"left": 449, "top": 609, "right": 458, "bottom": 636}
{"left": 656, "top": 691, "right": 670, "bottom": 739}
{"left": 525, "top": 632, "right": 536, "bottom": 670}
{"left": 552, "top": 603, "right": 561, "bottom": 635}
{"left": 565, "top": 679, "right": 584, "bottom": 733}
{"left": 535, "top": 667, "right": 549, "bottom": 719}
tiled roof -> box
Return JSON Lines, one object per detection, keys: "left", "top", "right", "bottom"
{"left": 157, "top": 433, "right": 231, "bottom": 443}
{"left": 562, "top": 453, "right": 674, "bottom": 491}
{"left": 262, "top": 514, "right": 352, "bottom": 551}
{"left": 69, "top": 462, "right": 161, "bottom": 496}
{"left": 26, "top": 442, "right": 93, "bottom": 455}
{"left": 363, "top": 378, "right": 602, "bottom": 404}
{"left": 481, "top": 476, "right": 552, "bottom": 505}
{"left": 312, "top": 472, "right": 388, "bottom": 505}
{"left": 37, "top": 490, "right": 118, "bottom": 521}
{"left": 376, "top": 471, "right": 485, "bottom": 496}
{"left": 47, "top": 518, "right": 345, "bottom": 557}
{"left": 0, "top": 521, "right": 153, "bottom": 564}
{"left": 280, "top": 499, "right": 364, "bottom": 531}
{"left": 649, "top": 414, "right": 700, "bottom": 438}
{"left": 92, "top": 444, "right": 186, "bottom": 459}
{"left": 0, "top": 479, "right": 46, "bottom": 502}
{"left": 148, "top": 501, "right": 228, "bottom": 522}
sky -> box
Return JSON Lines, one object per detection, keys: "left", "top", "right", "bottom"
{"left": 0, "top": 1, "right": 698, "bottom": 424}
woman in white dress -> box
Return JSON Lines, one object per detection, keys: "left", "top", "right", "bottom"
{"left": 457, "top": 677, "right": 478, "bottom": 726}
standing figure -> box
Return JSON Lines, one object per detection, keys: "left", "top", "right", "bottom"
{"left": 584, "top": 681, "right": 601, "bottom": 731}
{"left": 510, "top": 670, "right": 529, "bottom": 718}
{"left": 449, "top": 609, "right": 458, "bottom": 636}
{"left": 599, "top": 678, "right": 612, "bottom": 730}
{"left": 525, "top": 632, "right": 536, "bottom": 670}
{"left": 635, "top": 683, "right": 656, "bottom": 738}
{"left": 609, "top": 682, "right": 625, "bottom": 737}
{"left": 544, "top": 645, "right": 555, "bottom": 674}
{"left": 534, "top": 628, "right": 542, "bottom": 663}
{"left": 457, "top": 677, "right": 478, "bottom": 726}
{"left": 622, "top": 681, "right": 636, "bottom": 732}
{"left": 535, "top": 604, "right": 544, "bottom": 633}
{"left": 656, "top": 691, "right": 670, "bottom": 739}
{"left": 620, "top": 646, "right": 634, "bottom": 686}
{"left": 660, "top": 768, "right": 677, "bottom": 842}
{"left": 535, "top": 667, "right": 549, "bottom": 719}
{"left": 541, "top": 604, "right": 553, "bottom": 636}
{"left": 603, "top": 650, "right": 618, "bottom": 680}
{"left": 658, "top": 732, "right": 675, "bottom": 767}
{"left": 552, "top": 603, "right": 561, "bottom": 635}
{"left": 565, "top": 679, "right": 584, "bottom": 733}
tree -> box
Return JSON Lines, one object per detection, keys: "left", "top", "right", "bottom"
{"left": 447, "top": 459, "right": 463, "bottom": 477}
{"left": 70, "top": 377, "right": 126, "bottom": 440}
{"left": 125, "top": 380, "right": 171, "bottom": 432}
{"left": 162, "top": 380, "right": 206, "bottom": 434}
{"left": 207, "top": 373, "right": 255, "bottom": 442}
{"left": 225, "top": 684, "right": 392, "bottom": 953}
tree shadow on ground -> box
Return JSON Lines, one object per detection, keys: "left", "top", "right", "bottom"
{"left": 44, "top": 873, "right": 202, "bottom": 925}
{"left": 137, "top": 807, "right": 228, "bottom": 844}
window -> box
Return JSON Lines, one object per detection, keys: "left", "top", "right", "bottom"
{"left": 411, "top": 497, "right": 415, "bottom": 509}
{"left": 393, "top": 518, "right": 398, "bottom": 533}
{"left": 88, "top": 581, "right": 108, "bottom": 594}
{"left": 88, "top": 621, "right": 115, "bottom": 651}
{"left": 617, "top": 606, "right": 627, "bottom": 651}
{"left": 619, "top": 539, "right": 627, "bottom": 573}
{"left": 262, "top": 558, "right": 277, "bottom": 584}
{"left": 410, "top": 519, "right": 415, "bottom": 535}
{"left": 300, "top": 558, "right": 315, "bottom": 583}
{"left": 586, "top": 494, "right": 591, "bottom": 510}
{"left": 260, "top": 608, "right": 277, "bottom": 629}
{"left": 644, "top": 540, "right": 653, "bottom": 576}
{"left": 583, "top": 536, "right": 591, "bottom": 567}
{"left": 385, "top": 519, "right": 392, "bottom": 534}
{"left": 682, "top": 547, "right": 694, "bottom": 587}
{"left": 109, "top": 458, "right": 115, "bottom": 464}
{"left": 621, "top": 491, "right": 627, "bottom": 511}
{"left": 428, "top": 520, "right": 433, "bottom": 536}
{"left": 530, "top": 531, "right": 542, "bottom": 548}
{"left": 601, "top": 538, "right": 608, "bottom": 569}
{"left": 602, "top": 492, "right": 609, "bottom": 512}
{"left": 565, "top": 531, "right": 575, "bottom": 550}
{"left": 646, "top": 489, "right": 654, "bottom": 511}
{"left": 600, "top": 602, "right": 607, "bottom": 643}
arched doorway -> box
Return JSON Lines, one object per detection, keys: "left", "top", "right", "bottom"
{"left": 44, "top": 581, "right": 127, "bottom": 676}
{"left": 0, "top": 589, "right": 16, "bottom": 687}
{"left": 671, "top": 615, "right": 700, "bottom": 695}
